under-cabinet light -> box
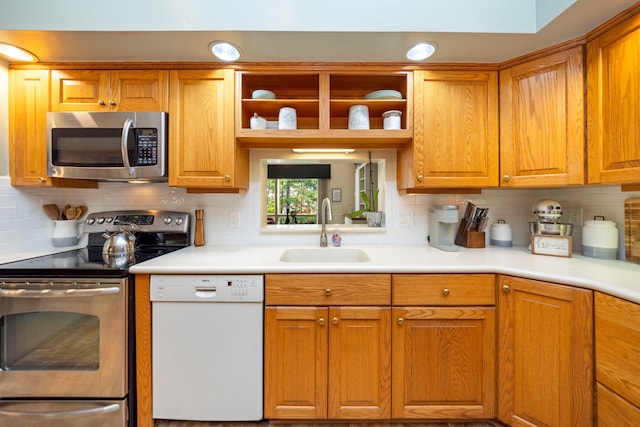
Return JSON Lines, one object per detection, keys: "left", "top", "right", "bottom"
{"left": 209, "top": 41, "right": 241, "bottom": 62}
{"left": 0, "top": 42, "right": 38, "bottom": 62}
{"left": 406, "top": 42, "right": 437, "bottom": 61}
{"left": 292, "top": 149, "right": 355, "bottom": 154}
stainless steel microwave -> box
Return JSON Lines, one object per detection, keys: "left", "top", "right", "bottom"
{"left": 47, "top": 111, "right": 168, "bottom": 182}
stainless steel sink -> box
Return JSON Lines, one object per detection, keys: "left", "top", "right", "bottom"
{"left": 280, "top": 248, "right": 371, "bottom": 263}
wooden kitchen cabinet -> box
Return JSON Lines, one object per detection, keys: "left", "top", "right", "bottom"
{"left": 497, "top": 275, "right": 593, "bottom": 427}
{"left": 587, "top": 11, "right": 640, "bottom": 185}
{"left": 391, "top": 274, "right": 496, "bottom": 419}
{"left": 235, "top": 69, "right": 412, "bottom": 149}
{"left": 500, "top": 47, "right": 585, "bottom": 187}
{"left": 9, "top": 69, "right": 96, "bottom": 188}
{"left": 595, "top": 292, "right": 640, "bottom": 425}
{"left": 168, "top": 69, "right": 249, "bottom": 191}
{"left": 397, "top": 70, "right": 499, "bottom": 192}
{"left": 51, "top": 69, "right": 168, "bottom": 112}
{"left": 264, "top": 274, "right": 391, "bottom": 420}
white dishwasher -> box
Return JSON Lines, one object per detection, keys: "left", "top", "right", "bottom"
{"left": 150, "top": 274, "right": 264, "bottom": 421}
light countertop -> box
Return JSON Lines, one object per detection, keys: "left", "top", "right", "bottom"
{"left": 129, "top": 244, "right": 640, "bottom": 304}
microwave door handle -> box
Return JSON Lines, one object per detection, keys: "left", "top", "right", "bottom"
{"left": 121, "top": 117, "right": 135, "bottom": 176}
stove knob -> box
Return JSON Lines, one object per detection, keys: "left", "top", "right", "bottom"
{"left": 164, "top": 217, "right": 172, "bottom": 225}
{"left": 86, "top": 217, "right": 96, "bottom": 225}
{"left": 96, "top": 217, "right": 105, "bottom": 224}
{"left": 175, "top": 218, "right": 184, "bottom": 225}
{"left": 106, "top": 217, "right": 113, "bottom": 223}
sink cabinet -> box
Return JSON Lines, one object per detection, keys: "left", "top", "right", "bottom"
{"left": 499, "top": 47, "right": 585, "bottom": 187}
{"left": 8, "top": 69, "right": 97, "bottom": 188}
{"left": 587, "top": 11, "right": 640, "bottom": 185}
{"left": 235, "top": 69, "right": 412, "bottom": 149}
{"left": 168, "top": 69, "right": 249, "bottom": 191}
{"left": 497, "top": 275, "right": 593, "bottom": 427}
{"left": 397, "top": 70, "right": 499, "bottom": 192}
{"left": 51, "top": 69, "right": 168, "bottom": 112}
{"left": 264, "top": 273, "right": 391, "bottom": 419}
{"left": 595, "top": 292, "right": 640, "bottom": 425}
{"left": 391, "top": 274, "right": 496, "bottom": 419}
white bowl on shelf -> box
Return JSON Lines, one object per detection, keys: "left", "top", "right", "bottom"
{"left": 252, "top": 89, "right": 276, "bottom": 99}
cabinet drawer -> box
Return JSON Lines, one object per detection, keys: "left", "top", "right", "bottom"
{"left": 597, "top": 383, "right": 640, "bottom": 426}
{"left": 596, "top": 292, "right": 640, "bottom": 407}
{"left": 392, "top": 274, "right": 495, "bottom": 306}
{"left": 266, "top": 274, "right": 391, "bottom": 306}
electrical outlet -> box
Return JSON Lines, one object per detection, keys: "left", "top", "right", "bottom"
{"left": 229, "top": 212, "right": 240, "bottom": 228}
{"left": 398, "top": 212, "right": 413, "bottom": 227}
{"left": 562, "top": 207, "right": 583, "bottom": 226}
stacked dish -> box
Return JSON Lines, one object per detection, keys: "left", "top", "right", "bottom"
{"left": 252, "top": 89, "right": 276, "bottom": 99}
{"left": 364, "top": 89, "right": 402, "bottom": 100}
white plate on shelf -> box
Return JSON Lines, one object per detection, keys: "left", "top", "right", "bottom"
{"left": 364, "top": 89, "right": 402, "bottom": 100}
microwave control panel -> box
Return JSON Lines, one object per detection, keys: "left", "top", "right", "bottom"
{"left": 134, "top": 128, "right": 158, "bottom": 166}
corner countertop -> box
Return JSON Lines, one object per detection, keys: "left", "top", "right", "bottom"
{"left": 129, "top": 244, "right": 640, "bottom": 304}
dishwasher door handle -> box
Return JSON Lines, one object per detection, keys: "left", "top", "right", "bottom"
{"left": 195, "top": 286, "right": 217, "bottom": 298}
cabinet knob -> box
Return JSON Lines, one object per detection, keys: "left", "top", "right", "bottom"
{"left": 397, "top": 317, "right": 405, "bottom": 325}
{"left": 502, "top": 284, "right": 511, "bottom": 293}
{"left": 38, "top": 177, "right": 47, "bottom": 183}
{"left": 324, "top": 288, "right": 332, "bottom": 296}
{"left": 442, "top": 288, "right": 450, "bottom": 296}
{"left": 109, "top": 100, "right": 116, "bottom": 106}
{"left": 224, "top": 175, "right": 231, "bottom": 182}
{"left": 319, "top": 318, "right": 325, "bottom": 326}
{"left": 417, "top": 174, "right": 424, "bottom": 182}
{"left": 502, "top": 175, "right": 510, "bottom": 182}
{"left": 332, "top": 317, "right": 339, "bottom": 325}
{"left": 98, "top": 99, "right": 106, "bottom": 106}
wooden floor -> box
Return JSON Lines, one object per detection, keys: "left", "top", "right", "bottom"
{"left": 155, "top": 421, "right": 502, "bottom": 427}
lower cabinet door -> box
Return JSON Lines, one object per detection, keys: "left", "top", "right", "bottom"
{"left": 392, "top": 306, "right": 496, "bottom": 419}
{"left": 597, "top": 383, "right": 640, "bottom": 426}
{"left": 264, "top": 306, "right": 328, "bottom": 419}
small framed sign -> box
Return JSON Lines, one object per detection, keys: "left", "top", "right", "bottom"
{"left": 531, "top": 235, "right": 572, "bottom": 258}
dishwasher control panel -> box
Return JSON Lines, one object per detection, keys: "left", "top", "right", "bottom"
{"left": 150, "top": 275, "right": 264, "bottom": 302}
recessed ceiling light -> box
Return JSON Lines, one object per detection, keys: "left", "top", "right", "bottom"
{"left": 209, "top": 41, "right": 241, "bottom": 62}
{"left": 292, "top": 149, "right": 355, "bottom": 154}
{"left": 0, "top": 42, "right": 38, "bottom": 62}
{"left": 406, "top": 42, "right": 437, "bottom": 61}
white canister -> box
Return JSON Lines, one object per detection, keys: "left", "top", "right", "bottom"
{"left": 582, "top": 216, "right": 618, "bottom": 259}
{"left": 52, "top": 220, "right": 83, "bottom": 247}
{"left": 382, "top": 110, "right": 402, "bottom": 129}
{"left": 278, "top": 107, "right": 297, "bottom": 130}
{"left": 490, "top": 219, "right": 512, "bottom": 247}
{"left": 348, "top": 105, "right": 370, "bottom": 130}
{"left": 250, "top": 113, "right": 267, "bottom": 129}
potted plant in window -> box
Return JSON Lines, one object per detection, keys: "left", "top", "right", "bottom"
{"left": 348, "top": 189, "right": 382, "bottom": 227}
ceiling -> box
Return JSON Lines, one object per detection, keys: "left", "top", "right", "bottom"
{"left": 0, "top": 0, "right": 638, "bottom": 64}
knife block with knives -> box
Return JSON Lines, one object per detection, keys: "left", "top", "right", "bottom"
{"left": 455, "top": 203, "right": 488, "bottom": 248}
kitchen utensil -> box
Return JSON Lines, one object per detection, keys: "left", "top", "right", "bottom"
{"left": 529, "top": 221, "right": 573, "bottom": 236}
{"left": 530, "top": 198, "right": 572, "bottom": 235}
{"left": 382, "top": 110, "right": 402, "bottom": 129}
{"left": 278, "top": 107, "right": 297, "bottom": 129}
{"left": 102, "top": 223, "right": 138, "bottom": 256}
{"left": 64, "top": 205, "right": 83, "bottom": 220}
{"left": 348, "top": 105, "right": 370, "bottom": 130}
{"left": 490, "top": 219, "right": 512, "bottom": 247}
{"left": 625, "top": 198, "right": 640, "bottom": 263}
{"left": 582, "top": 216, "right": 618, "bottom": 259}
{"left": 43, "top": 204, "right": 61, "bottom": 220}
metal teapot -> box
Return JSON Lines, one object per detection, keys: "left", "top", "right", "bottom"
{"left": 102, "top": 223, "right": 138, "bottom": 256}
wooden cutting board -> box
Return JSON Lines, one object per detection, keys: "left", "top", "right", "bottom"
{"left": 625, "top": 198, "right": 640, "bottom": 263}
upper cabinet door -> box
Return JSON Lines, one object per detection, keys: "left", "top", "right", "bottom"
{"left": 51, "top": 69, "right": 168, "bottom": 112}
{"left": 587, "top": 13, "right": 640, "bottom": 185}
{"left": 398, "top": 70, "right": 499, "bottom": 191}
{"left": 500, "top": 47, "right": 585, "bottom": 187}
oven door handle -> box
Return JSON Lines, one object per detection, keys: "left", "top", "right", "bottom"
{"left": 0, "top": 287, "right": 121, "bottom": 298}
{"left": 0, "top": 402, "right": 121, "bottom": 418}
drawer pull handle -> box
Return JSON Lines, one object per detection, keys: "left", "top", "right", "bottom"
{"left": 417, "top": 174, "right": 424, "bottom": 182}
{"left": 397, "top": 317, "right": 405, "bottom": 325}
{"left": 98, "top": 99, "right": 106, "bottom": 106}
{"left": 503, "top": 175, "right": 510, "bottom": 182}
{"left": 319, "top": 318, "right": 325, "bottom": 326}
{"left": 325, "top": 288, "right": 332, "bottom": 296}
{"left": 442, "top": 288, "right": 450, "bottom": 296}
{"left": 332, "top": 317, "right": 338, "bottom": 325}
{"left": 224, "top": 175, "right": 231, "bottom": 182}
{"left": 502, "top": 284, "right": 511, "bottom": 293}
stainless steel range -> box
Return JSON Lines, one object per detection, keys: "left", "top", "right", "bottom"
{"left": 0, "top": 210, "right": 190, "bottom": 427}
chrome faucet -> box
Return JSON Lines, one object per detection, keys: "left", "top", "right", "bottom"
{"left": 320, "top": 197, "right": 333, "bottom": 247}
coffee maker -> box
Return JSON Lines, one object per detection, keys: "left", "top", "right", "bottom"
{"left": 428, "top": 205, "right": 460, "bottom": 252}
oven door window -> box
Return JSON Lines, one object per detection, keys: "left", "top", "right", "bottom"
{"left": 0, "top": 311, "right": 100, "bottom": 371}
{"left": 51, "top": 128, "right": 135, "bottom": 167}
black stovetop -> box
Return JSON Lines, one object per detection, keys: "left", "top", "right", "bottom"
{"left": 0, "top": 246, "right": 184, "bottom": 278}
